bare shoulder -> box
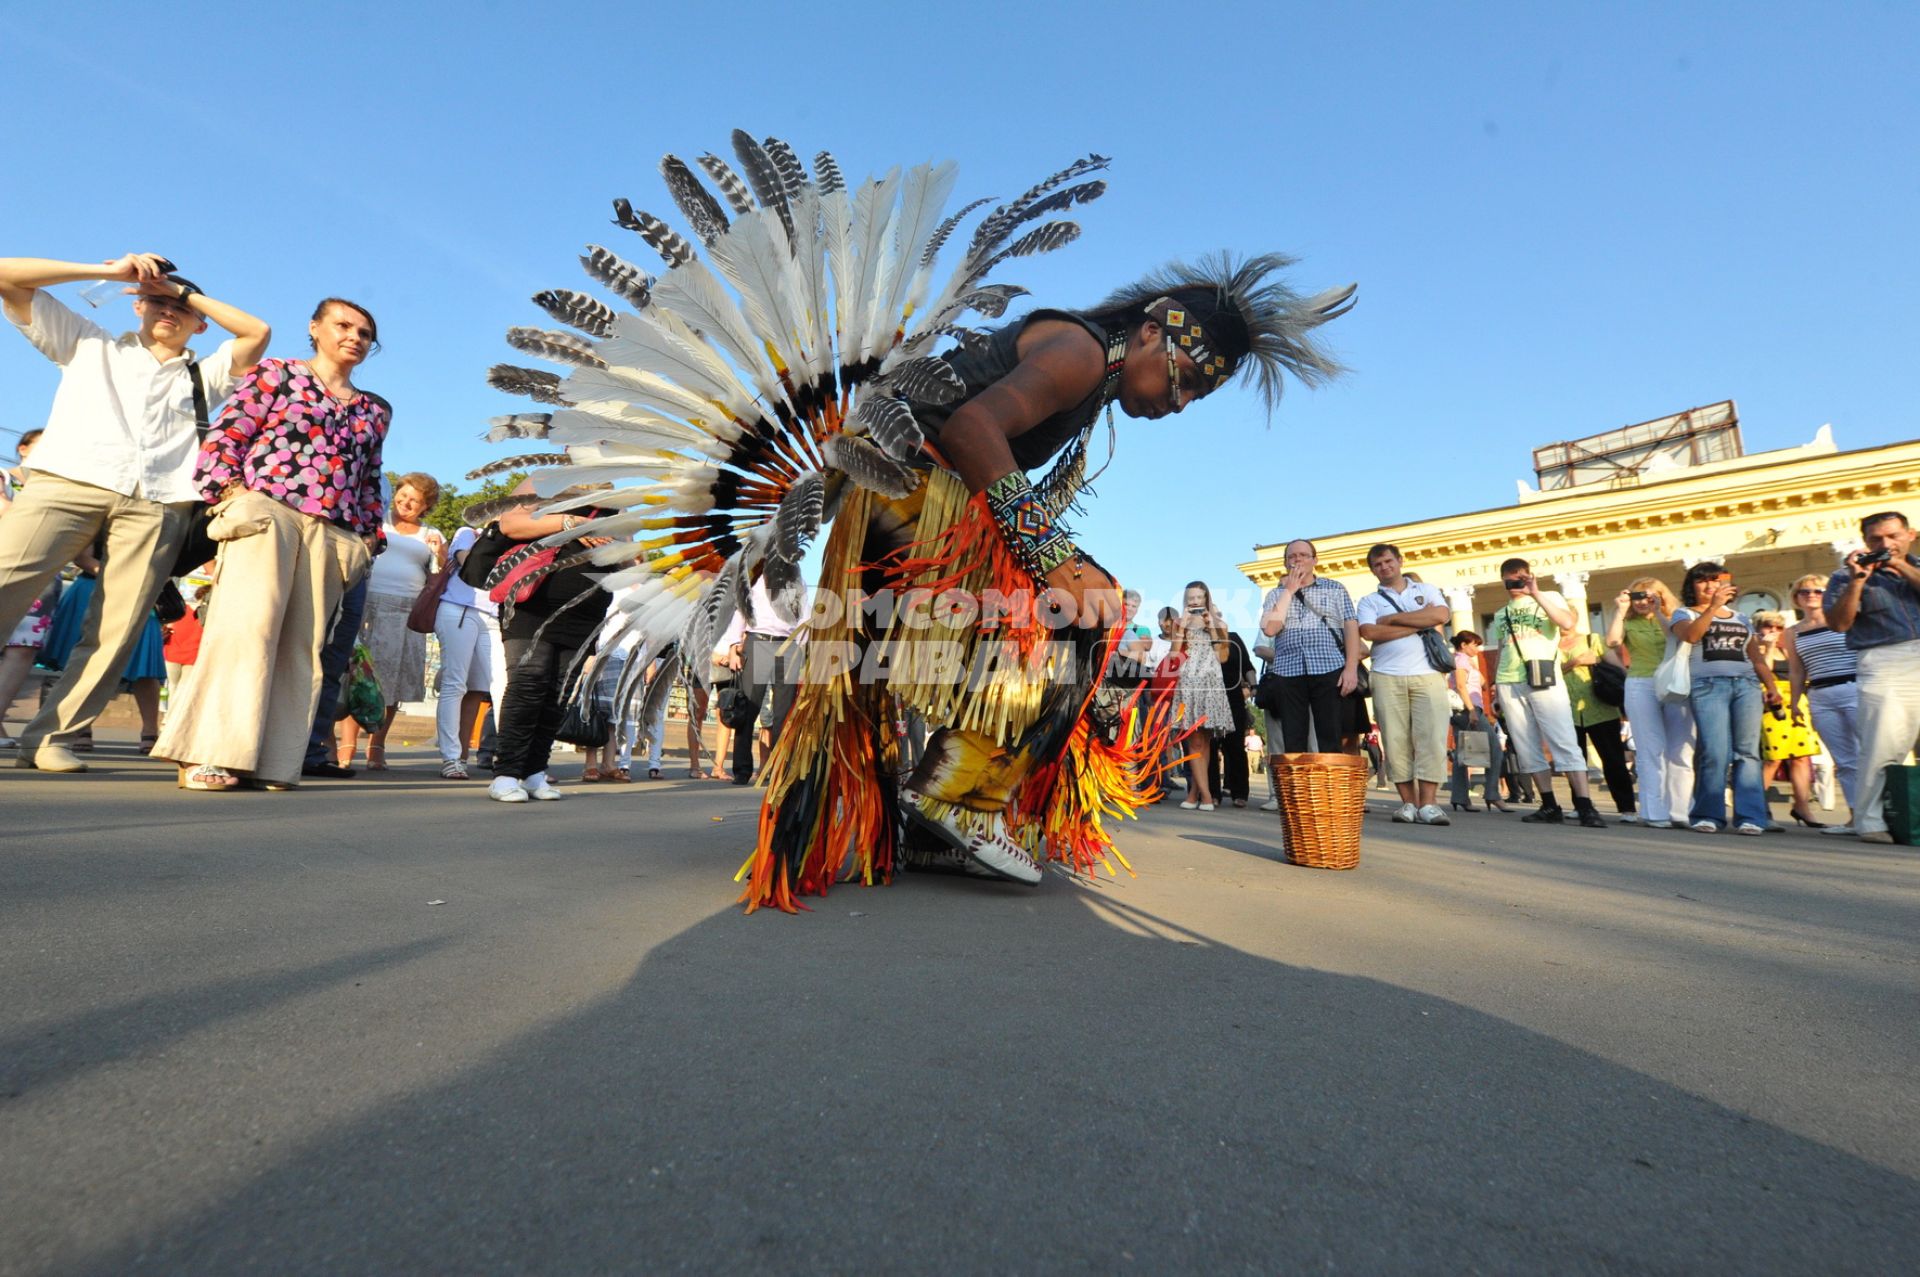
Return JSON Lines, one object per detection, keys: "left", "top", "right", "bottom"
{"left": 1011, "top": 317, "right": 1105, "bottom": 394}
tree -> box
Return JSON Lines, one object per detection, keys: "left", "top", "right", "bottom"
{"left": 423, "top": 474, "right": 525, "bottom": 538}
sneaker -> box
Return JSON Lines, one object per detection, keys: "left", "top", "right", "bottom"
{"left": 1415, "top": 804, "right": 1450, "bottom": 825}
{"left": 1691, "top": 819, "right": 1719, "bottom": 834}
{"left": 1618, "top": 813, "right": 1643, "bottom": 825}
{"left": 1521, "top": 805, "right": 1564, "bottom": 824}
{"left": 1392, "top": 802, "right": 1418, "bottom": 823}
{"left": 1819, "top": 824, "right": 1857, "bottom": 837}
{"left": 1734, "top": 823, "right": 1766, "bottom": 836}
{"left": 488, "top": 776, "right": 529, "bottom": 803}
{"left": 1668, "top": 820, "right": 1692, "bottom": 830}
{"left": 439, "top": 759, "right": 469, "bottom": 780}
{"left": 1858, "top": 830, "right": 1895, "bottom": 844}
{"left": 1576, "top": 808, "right": 1608, "bottom": 829}
{"left": 301, "top": 761, "right": 357, "bottom": 779}
{"left": 525, "top": 771, "right": 564, "bottom": 801}
{"left": 0, "top": 735, "right": 16, "bottom": 749}
{"left": 1261, "top": 797, "right": 1279, "bottom": 812}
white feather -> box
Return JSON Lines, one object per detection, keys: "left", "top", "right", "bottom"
{"left": 650, "top": 260, "right": 782, "bottom": 403}
{"left": 870, "top": 161, "right": 958, "bottom": 362}
{"left": 846, "top": 167, "right": 902, "bottom": 366}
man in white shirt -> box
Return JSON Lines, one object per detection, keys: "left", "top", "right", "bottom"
{"left": 717, "top": 577, "right": 803, "bottom": 784}
{"left": 0, "top": 252, "right": 269, "bottom": 771}
{"left": 1356, "top": 543, "right": 1455, "bottom": 824}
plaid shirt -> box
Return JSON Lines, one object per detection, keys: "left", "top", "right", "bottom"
{"left": 1263, "top": 578, "right": 1356, "bottom": 677}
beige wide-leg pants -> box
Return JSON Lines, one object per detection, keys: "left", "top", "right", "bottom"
{"left": 152, "top": 491, "right": 368, "bottom": 784}
{"left": 0, "top": 473, "right": 189, "bottom": 748}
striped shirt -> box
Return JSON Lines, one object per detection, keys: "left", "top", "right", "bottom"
{"left": 1794, "top": 625, "right": 1858, "bottom": 686}
{"left": 1262, "top": 578, "right": 1356, "bottom": 678}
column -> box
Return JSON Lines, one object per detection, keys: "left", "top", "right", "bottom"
{"left": 1443, "top": 584, "right": 1476, "bottom": 635}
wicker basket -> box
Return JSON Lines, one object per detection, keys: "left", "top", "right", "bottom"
{"left": 1274, "top": 752, "right": 1368, "bottom": 870}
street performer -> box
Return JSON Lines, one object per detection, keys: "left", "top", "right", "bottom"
{"left": 474, "top": 133, "right": 1354, "bottom": 910}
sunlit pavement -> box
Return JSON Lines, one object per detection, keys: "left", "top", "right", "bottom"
{"left": 5, "top": 732, "right": 1917, "bottom": 1273}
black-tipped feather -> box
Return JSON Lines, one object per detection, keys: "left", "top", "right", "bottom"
{"left": 487, "top": 364, "right": 568, "bottom": 406}
{"left": 461, "top": 493, "right": 545, "bottom": 527}
{"left": 730, "top": 130, "right": 795, "bottom": 248}
{"left": 466, "top": 451, "right": 569, "bottom": 481}
{"left": 579, "top": 245, "right": 653, "bottom": 309}
{"left": 934, "top": 325, "right": 994, "bottom": 356}
{"left": 531, "top": 290, "right": 617, "bottom": 339}
{"left": 967, "top": 154, "right": 1109, "bottom": 263}
{"left": 972, "top": 221, "right": 1081, "bottom": 282}
{"left": 813, "top": 151, "right": 845, "bottom": 196}
{"left": 762, "top": 137, "right": 808, "bottom": 202}
{"left": 853, "top": 394, "right": 923, "bottom": 461}
{"left": 697, "top": 153, "right": 755, "bottom": 216}
{"left": 660, "top": 155, "right": 731, "bottom": 247}
{"left": 920, "top": 197, "right": 995, "bottom": 269}
{"left": 881, "top": 355, "right": 965, "bottom": 405}
{"left": 823, "top": 433, "right": 916, "bottom": 498}
{"left": 771, "top": 471, "right": 824, "bottom": 564}
{"left": 612, "top": 199, "right": 696, "bottom": 269}
{"left": 506, "top": 326, "right": 606, "bottom": 369}
{"left": 483, "top": 413, "right": 554, "bottom": 443}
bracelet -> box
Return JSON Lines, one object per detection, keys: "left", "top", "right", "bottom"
{"left": 985, "top": 470, "right": 1079, "bottom": 581}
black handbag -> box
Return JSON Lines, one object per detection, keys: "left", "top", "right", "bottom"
{"left": 1592, "top": 656, "right": 1627, "bottom": 706}
{"left": 716, "top": 681, "right": 760, "bottom": 730}
{"left": 553, "top": 685, "right": 613, "bottom": 748}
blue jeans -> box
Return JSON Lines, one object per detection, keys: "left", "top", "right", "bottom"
{"left": 1689, "top": 676, "right": 1769, "bottom": 828}
{"left": 305, "top": 578, "right": 368, "bottom": 768}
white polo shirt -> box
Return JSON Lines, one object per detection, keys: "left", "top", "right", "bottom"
{"left": 10, "top": 291, "right": 237, "bottom": 504}
{"left": 1356, "top": 579, "right": 1451, "bottom": 676}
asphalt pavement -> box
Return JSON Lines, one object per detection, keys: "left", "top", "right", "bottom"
{"left": 3, "top": 735, "right": 1917, "bottom": 1274}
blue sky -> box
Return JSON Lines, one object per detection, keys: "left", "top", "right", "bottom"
{"left": 4, "top": 1, "right": 1914, "bottom": 630}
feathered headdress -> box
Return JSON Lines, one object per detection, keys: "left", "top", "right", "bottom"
{"left": 475, "top": 130, "right": 1111, "bottom": 692}
{"left": 1090, "top": 250, "right": 1356, "bottom": 412}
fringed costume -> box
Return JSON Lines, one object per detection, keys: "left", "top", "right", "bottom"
{"left": 472, "top": 131, "right": 1354, "bottom": 912}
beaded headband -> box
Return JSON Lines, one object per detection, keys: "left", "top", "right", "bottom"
{"left": 1145, "top": 296, "right": 1233, "bottom": 389}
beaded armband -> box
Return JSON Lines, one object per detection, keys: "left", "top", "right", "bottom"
{"left": 985, "top": 470, "right": 1079, "bottom": 581}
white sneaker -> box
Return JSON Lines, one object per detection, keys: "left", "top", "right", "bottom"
{"left": 1819, "top": 824, "right": 1857, "bottom": 837}
{"left": 1691, "top": 819, "right": 1718, "bottom": 834}
{"left": 1392, "top": 802, "right": 1418, "bottom": 823}
{"left": 525, "top": 771, "right": 564, "bottom": 801}
{"left": 1261, "top": 797, "right": 1279, "bottom": 812}
{"left": 1618, "top": 813, "right": 1643, "bottom": 825}
{"left": 1416, "top": 804, "right": 1450, "bottom": 825}
{"left": 1734, "top": 823, "right": 1766, "bottom": 836}
{"left": 488, "top": 776, "right": 528, "bottom": 803}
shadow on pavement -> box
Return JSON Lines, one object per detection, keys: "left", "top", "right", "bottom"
{"left": 61, "top": 881, "right": 1920, "bottom": 1274}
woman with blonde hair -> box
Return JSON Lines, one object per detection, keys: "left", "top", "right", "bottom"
{"left": 1606, "top": 575, "right": 1693, "bottom": 827}
{"left": 340, "top": 470, "right": 444, "bottom": 770}
{"left": 1781, "top": 572, "right": 1859, "bottom": 832}
{"left": 1754, "top": 608, "right": 1825, "bottom": 826}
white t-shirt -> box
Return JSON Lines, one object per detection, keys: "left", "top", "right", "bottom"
{"left": 366, "top": 522, "right": 442, "bottom": 597}
{"left": 441, "top": 525, "right": 497, "bottom": 615}
{"left": 1355, "top": 580, "right": 1451, "bottom": 677}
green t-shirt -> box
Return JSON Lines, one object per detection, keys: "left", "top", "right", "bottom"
{"left": 1620, "top": 615, "right": 1668, "bottom": 678}
{"left": 1563, "top": 633, "right": 1622, "bottom": 727}
{"left": 1486, "top": 593, "right": 1567, "bottom": 684}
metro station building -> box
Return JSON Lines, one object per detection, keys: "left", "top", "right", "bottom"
{"left": 1239, "top": 401, "right": 1920, "bottom": 636}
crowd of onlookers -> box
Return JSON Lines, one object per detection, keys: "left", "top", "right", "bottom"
{"left": 3, "top": 250, "right": 1918, "bottom": 845}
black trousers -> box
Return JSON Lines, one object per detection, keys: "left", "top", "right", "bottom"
{"left": 1208, "top": 695, "right": 1251, "bottom": 801}
{"left": 1575, "top": 718, "right": 1636, "bottom": 811}
{"left": 1277, "top": 670, "right": 1346, "bottom": 754}
{"left": 733, "top": 631, "right": 799, "bottom": 778}
{"left": 496, "top": 636, "right": 580, "bottom": 781}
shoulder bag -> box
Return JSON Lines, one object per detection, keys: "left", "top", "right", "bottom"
{"left": 1498, "top": 604, "right": 1559, "bottom": 690}
{"left": 1653, "top": 621, "right": 1693, "bottom": 705}
{"left": 167, "top": 362, "right": 220, "bottom": 579}
{"left": 406, "top": 549, "right": 461, "bottom": 634}
{"left": 1295, "top": 584, "right": 1369, "bottom": 696}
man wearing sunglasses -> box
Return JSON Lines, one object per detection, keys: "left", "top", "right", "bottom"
{"left": 0, "top": 251, "right": 269, "bottom": 772}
